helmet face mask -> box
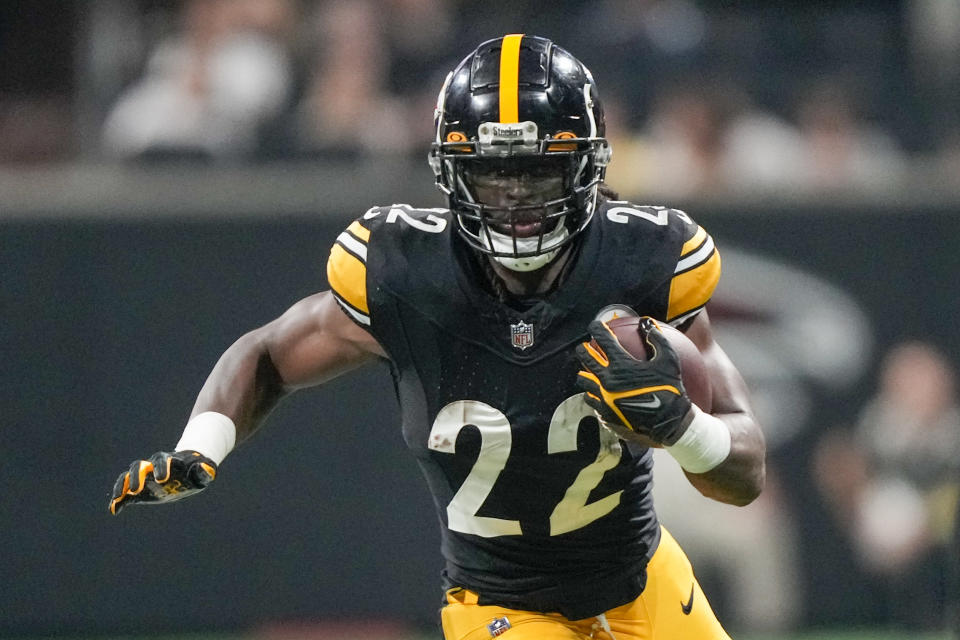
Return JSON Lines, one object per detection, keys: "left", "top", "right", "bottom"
{"left": 429, "top": 35, "right": 611, "bottom": 272}
{"left": 462, "top": 156, "right": 570, "bottom": 232}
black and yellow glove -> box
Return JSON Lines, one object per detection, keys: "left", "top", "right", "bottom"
{"left": 575, "top": 317, "right": 693, "bottom": 446}
{"left": 109, "top": 450, "right": 217, "bottom": 515}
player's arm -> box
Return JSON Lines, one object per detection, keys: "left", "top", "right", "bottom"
{"left": 190, "top": 290, "right": 384, "bottom": 439}
{"left": 577, "top": 309, "right": 765, "bottom": 506}
{"left": 109, "top": 291, "right": 384, "bottom": 514}
{"left": 678, "top": 310, "right": 765, "bottom": 506}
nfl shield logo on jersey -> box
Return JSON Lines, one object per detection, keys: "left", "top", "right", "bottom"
{"left": 487, "top": 616, "right": 512, "bottom": 637}
{"left": 510, "top": 321, "right": 534, "bottom": 350}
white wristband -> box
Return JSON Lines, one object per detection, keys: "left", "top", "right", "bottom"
{"left": 665, "top": 406, "right": 731, "bottom": 473}
{"left": 175, "top": 411, "right": 236, "bottom": 465}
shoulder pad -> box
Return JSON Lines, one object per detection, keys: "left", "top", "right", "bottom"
{"left": 666, "top": 210, "right": 721, "bottom": 324}
{"left": 327, "top": 218, "right": 373, "bottom": 326}
{"left": 594, "top": 201, "right": 721, "bottom": 324}
{"left": 326, "top": 205, "right": 453, "bottom": 327}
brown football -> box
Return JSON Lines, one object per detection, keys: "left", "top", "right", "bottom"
{"left": 601, "top": 316, "right": 713, "bottom": 413}
{"left": 589, "top": 315, "right": 712, "bottom": 448}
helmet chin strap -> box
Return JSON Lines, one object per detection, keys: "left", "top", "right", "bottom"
{"left": 483, "top": 225, "right": 570, "bottom": 272}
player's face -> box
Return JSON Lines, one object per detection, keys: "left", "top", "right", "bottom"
{"left": 464, "top": 157, "right": 567, "bottom": 237}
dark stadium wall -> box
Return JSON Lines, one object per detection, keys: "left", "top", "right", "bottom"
{"left": 1, "top": 206, "right": 957, "bottom": 635}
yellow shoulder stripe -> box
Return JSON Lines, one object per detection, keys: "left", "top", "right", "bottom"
{"left": 667, "top": 248, "right": 721, "bottom": 322}
{"left": 347, "top": 220, "right": 370, "bottom": 242}
{"left": 327, "top": 243, "right": 368, "bottom": 314}
{"left": 681, "top": 225, "right": 707, "bottom": 256}
{"left": 499, "top": 34, "right": 523, "bottom": 123}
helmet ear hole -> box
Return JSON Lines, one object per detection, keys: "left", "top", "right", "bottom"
{"left": 547, "top": 131, "right": 578, "bottom": 152}
{"left": 445, "top": 131, "right": 472, "bottom": 153}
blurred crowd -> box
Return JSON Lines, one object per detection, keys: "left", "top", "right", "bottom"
{"left": 813, "top": 341, "right": 960, "bottom": 629}
{"left": 88, "top": 0, "right": 456, "bottom": 162}
{"left": 2, "top": 0, "right": 960, "bottom": 200}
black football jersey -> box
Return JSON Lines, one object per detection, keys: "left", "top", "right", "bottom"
{"left": 326, "top": 200, "right": 720, "bottom": 619}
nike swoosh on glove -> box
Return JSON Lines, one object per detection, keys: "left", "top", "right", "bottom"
{"left": 575, "top": 317, "right": 694, "bottom": 445}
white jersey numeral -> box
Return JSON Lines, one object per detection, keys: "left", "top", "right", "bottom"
{"left": 364, "top": 205, "right": 448, "bottom": 233}
{"left": 427, "top": 395, "right": 624, "bottom": 538}
{"left": 605, "top": 205, "right": 692, "bottom": 226}
{"left": 547, "top": 395, "right": 624, "bottom": 535}
{"left": 429, "top": 401, "right": 522, "bottom": 537}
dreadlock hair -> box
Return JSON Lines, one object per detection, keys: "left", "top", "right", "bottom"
{"left": 598, "top": 182, "right": 620, "bottom": 202}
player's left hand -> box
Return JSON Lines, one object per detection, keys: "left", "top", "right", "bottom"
{"left": 109, "top": 450, "right": 217, "bottom": 515}
{"left": 575, "top": 317, "right": 693, "bottom": 445}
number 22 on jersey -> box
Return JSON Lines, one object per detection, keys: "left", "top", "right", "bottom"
{"left": 428, "top": 395, "right": 624, "bottom": 538}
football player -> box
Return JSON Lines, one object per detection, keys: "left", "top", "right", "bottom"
{"left": 110, "top": 35, "right": 765, "bottom": 640}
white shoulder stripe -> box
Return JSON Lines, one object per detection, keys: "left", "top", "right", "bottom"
{"left": 669, "top": 308, "right": 704, "bottom": 328}
{"left": 333, "top": 294, "right": 371, "bottom": 326}
{"left": 675, "top": 235, "right": 715, "bottom": 274}
{"left": 337, "top": 231, "right": 368, "bottom": 261}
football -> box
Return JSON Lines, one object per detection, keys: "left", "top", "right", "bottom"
{"left": 599, "top": 315, "right": 713, "bottom": 413}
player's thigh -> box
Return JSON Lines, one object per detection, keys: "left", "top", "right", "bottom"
{"left": 440, "top": 591, "right": 587, "bottom": 640}
{"left": 636, "top": 527, "right": 731, "bottom": 640}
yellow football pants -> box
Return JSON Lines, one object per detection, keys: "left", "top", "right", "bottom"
{"left": 440, "top": 527, "right": 730, "bottom": 640}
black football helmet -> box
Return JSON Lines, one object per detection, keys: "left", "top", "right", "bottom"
{"left": 429, "top": 34, "right": 611, "bottom": 271}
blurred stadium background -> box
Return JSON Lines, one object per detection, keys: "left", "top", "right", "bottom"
{"left": 1, "top": 1, "right": 958, "bottom": 639}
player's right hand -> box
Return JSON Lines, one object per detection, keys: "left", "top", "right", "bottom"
{"left": 109, "top": 450, "right": 217, "bottom": 515}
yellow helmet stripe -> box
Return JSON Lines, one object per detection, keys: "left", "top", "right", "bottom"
{"left": 499, "top": 34, "right": 523, "bottom": 123}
